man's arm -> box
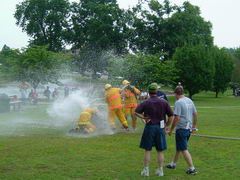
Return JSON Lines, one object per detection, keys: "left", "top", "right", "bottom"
{"left": 192, "top": 112, "right": 198, "bottom": 131}
{"left": 135, "top": 112, "right": 150, "bottom": 124}
{"left": 165, "top": 115, "right": 174, "bottom": 127}
{"left": 168, "top": 115, "right": 180, "bottom": 136}
{"left": 165, "top": 102, "right": 174, "bottom": 128}
{"left": 165, "top": 115, "right": 174, "bottom": 133}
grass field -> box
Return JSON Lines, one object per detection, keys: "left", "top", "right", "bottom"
{"left": 0, "top": 91, "right": 240, "bottom": 179}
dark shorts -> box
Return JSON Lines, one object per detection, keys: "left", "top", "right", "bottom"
{"left": 175, "top": 129, "right": 191, "bottom": 151}
{"left": 140, "top": 124, "right": 167, "bottom": 151}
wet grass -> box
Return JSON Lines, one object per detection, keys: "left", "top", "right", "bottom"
{"left": 0, "top": 91, "right": 239, "bottom": 179}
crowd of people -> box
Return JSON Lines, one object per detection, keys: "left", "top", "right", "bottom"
{"left": 17, "top": 82, "right": 70, "bottom": 106}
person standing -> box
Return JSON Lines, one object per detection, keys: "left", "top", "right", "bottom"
{"left": 166, "top": 86, "right": 198, "bottom": 175}
{"left": 121, "top": 80, "right": 141, "bottom": 130}
{"left": 52, "top": 88, "right": 59, "bottom": 99}
{"left": 135, "top": 83, "right": 173, "bottom": 177}
{"left": 44, "top": 86, "right": 51, "bottom": 100}
{"left": 151, "top": 83, "right": 168, "bottom": 101}
{"left": 64, "top": 86, "right": 70, "bottom": 98}
{"left": 104, "top": 84, "right": 129, "bottom": 130}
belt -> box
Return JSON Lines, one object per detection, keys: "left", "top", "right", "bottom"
{"left": 146, "top": 122, "right": 160, "bottom": 126}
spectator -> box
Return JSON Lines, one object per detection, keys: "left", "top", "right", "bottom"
{"left": 156, "top": 84, "right": 168, "bottom": 101}
{"left": 28, "top": 89, "right": 38, "bottom": 104}
{"left": 32, "top": 90, "right": 38, "bottom": 104}
{"left": 166, "top": 86, "right": 198, "bottom": 175}
{"left": 52, "top": 88, "right": 59, "bottom": 99}
{"left": 19, "top": 87, "right": 27, "bottom": 104}
{"left": 28, "top": 89, "right": 34, "bottom": 103}
{"left": 43, "top": 86, "right": 51, "bottom": 100}
{"left": 140, "top": 91, "right": 148, "bottom": 102}
{"left": 135, "top": 83, "right": 173, "bottom": 177}
{"left": 64, "top": 86, "right": 70, "bottom": 97}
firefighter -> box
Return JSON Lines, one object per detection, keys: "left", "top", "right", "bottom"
{"left": 121, "top": 80, "right": 141, "bottom": 130}
{"left": 104, "top": 84, "right": 128, "bottom": 129}
{"left": 77, "top": 108, "right": 97, "bottom": 133}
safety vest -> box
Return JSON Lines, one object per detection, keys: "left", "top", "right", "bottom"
{"left": 123, "top": 88, "right": 140, "bottom": 108}
{"left": 105, "top": 88, "right": 122, "bottom": 110}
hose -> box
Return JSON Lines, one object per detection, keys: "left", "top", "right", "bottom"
{"left": 192, "top": 134, "right": 240, "bottom": 141}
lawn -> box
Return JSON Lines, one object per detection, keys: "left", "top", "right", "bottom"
{"left": 0, "top": 91, "right": 239, "bottom": 179}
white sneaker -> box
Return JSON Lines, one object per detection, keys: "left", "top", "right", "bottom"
{"left": 141, "top": 168, "right": 149, "bottom": 176}
{"left": 155, "top": 168, "right": 164, "bottom": 176}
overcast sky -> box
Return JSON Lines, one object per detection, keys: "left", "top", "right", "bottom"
{"left": 0, "top": 0, "right": 240, "bottom": 49}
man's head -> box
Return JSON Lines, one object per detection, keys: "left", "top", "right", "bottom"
{"left": 174, "top": 86, "right": 184, "bottom": 99}
{"left": 105, "top": 84, "right": 112, "bottom": 90}
{"left": 148, "top": 83, "right": 158, "bottom": 96}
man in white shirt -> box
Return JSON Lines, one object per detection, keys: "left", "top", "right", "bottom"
{"left": 167, "top": 86, "right": 198, "bottom": 175}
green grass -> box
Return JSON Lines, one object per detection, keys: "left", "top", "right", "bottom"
{"left": 0, "top": 92, "right": 240, "bottom": 179}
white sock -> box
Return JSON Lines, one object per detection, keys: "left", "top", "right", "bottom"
{"left": 170, "top": 162, "right": 176, "bottom": 166}
{"left": 190, "top": 166, "right": 195, "bottom": 170}
{"left": 156, "top": 167, "right": 164, "bottom": 176}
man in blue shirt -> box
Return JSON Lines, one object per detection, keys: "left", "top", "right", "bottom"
{"left": 151, "top": 83, "right": 168, "bottom": 101}
{"left": 135, "top": 84, "right": 173, "bottom": 177}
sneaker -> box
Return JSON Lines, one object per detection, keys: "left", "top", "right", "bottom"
{"left": 186, "top": 168, "right": 197, "bottom": 175}
{"left": 141, "top": 168, "right": 149, "bottom": 177}
{"left": 155, "top": 168, "right": 164, "bottom": 176}
{"left": 166, "top": 163, "right": 176, "bottom": 169}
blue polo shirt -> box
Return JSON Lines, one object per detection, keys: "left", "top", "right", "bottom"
{"left": 135, "top": 96, "right": 173, "bottom": 124}
{"left": 157, "top": 90, "right": 168, "bottom": 101}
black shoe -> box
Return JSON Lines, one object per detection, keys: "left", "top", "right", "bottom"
{"left": 166, "top": 164, "right": 176, "bottom": 169}
{"left": 186, "top": 168, "right": 197, "bottom": 175}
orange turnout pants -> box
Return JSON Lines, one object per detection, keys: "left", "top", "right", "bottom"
{"left": 108, "top": 108, "right": 128, "bottom": 128}
{"left": 124, "top": 107, "right": 137, "bottom": 128}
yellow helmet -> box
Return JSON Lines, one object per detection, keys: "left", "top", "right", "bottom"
{"left": 122, "top": 80, "right": 130, "bottom": 85}
{"left": 105, "top": 84, "right": 112, "bottom": 90}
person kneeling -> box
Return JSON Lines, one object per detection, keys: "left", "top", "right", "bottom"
{"left": 77, "top": 108, "right": 98, "bottom": 134}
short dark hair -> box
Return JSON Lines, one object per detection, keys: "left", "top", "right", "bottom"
{"left": 174, "top": 86, "right": 184, "bottom": 95}
{"left": 149, "top": 89, "right": 157, "bottom": 95}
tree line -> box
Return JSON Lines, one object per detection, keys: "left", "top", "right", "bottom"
{"left": 0, "top": 0, "right": 237, "bottom": 98}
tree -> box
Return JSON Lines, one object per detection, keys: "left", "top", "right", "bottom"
{"left": 173, "top": 44, "right": 215, "bottom": 99}
{"left": 0, "top": 45, "right": 21, "bottom": 81}
{"left": 69, "top": 0, "right": 129, "bottom": 54}
{"left": 211, "top": 47, "right": 233, "bottom": 98}
{"left": 223, "top": 47, "right": 240, "bottom": 88}
{"left": 120, "top": 54, "right": 177, "bottom": 89}
{"left": 13, "top": 46, "right": 69, "bottom": 89}
{"left": 106, "top": 56, "right": 125, "bottom": 80}
{"left": 128, "top": 1, "right": 213, "bottom": 58}
{"left": 72, "top": 48, "right": 112, "bottom": 78}
{"left": 14, "top": 0, "right": 70, "bottom": 52}
{"left": 233, "top": 48, "right": 240, "bottom": 59}
{"left": 127, "top": 0, "right": 177, "bottom": 55}
{"left": 164, "top": 2, "right": 213, "bottom": 58}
